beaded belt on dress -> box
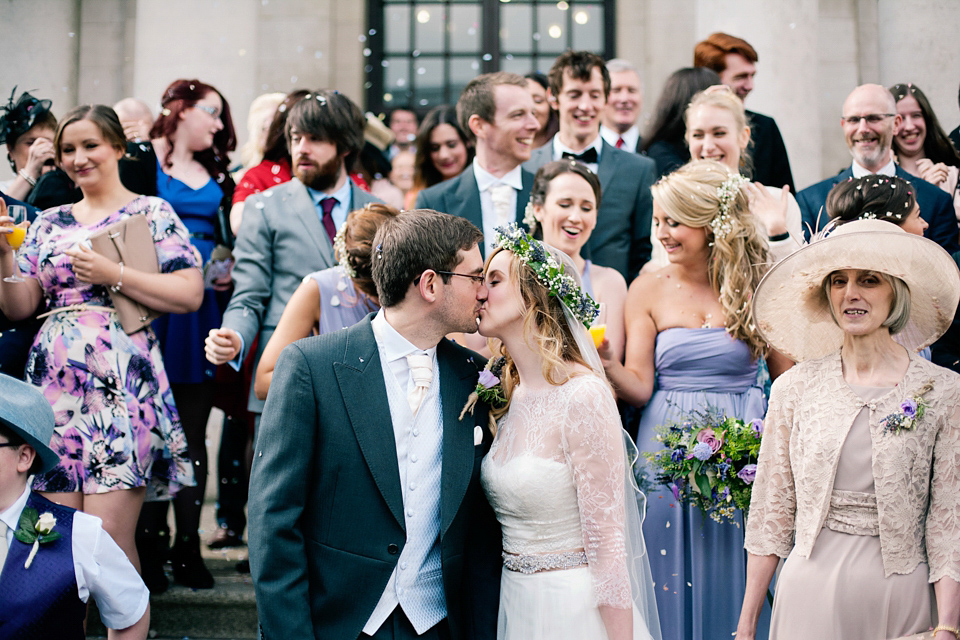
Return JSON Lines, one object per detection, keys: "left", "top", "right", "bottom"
{"left": 502, "top": 550, "right": 588, "bottom": 574}
{"left": 37, "top": 303, "right": 116, "bottom": 319}
{"left": 823, "top": 489, "right": 880, "bottom": 536}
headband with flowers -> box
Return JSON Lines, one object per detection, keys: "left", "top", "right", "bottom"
{"left": 493, "top": 223, "right": 599, "bottom": 327}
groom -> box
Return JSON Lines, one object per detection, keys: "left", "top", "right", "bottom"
{"left": 248, "top": 210, "right": 501, "bottom": 640}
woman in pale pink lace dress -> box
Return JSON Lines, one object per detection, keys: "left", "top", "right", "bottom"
{"left": 737, "top": 219, "right": 960, "bottom": 640}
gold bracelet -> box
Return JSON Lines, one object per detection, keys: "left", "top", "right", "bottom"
{"left": 934, "top": 625, "right": 960, "bottom": 638}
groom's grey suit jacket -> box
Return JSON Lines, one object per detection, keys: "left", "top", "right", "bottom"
{"left": 248, "top": 316, "right": 501, "bottom": 640}
{"left": 221, "top": 177, "right": 382, "bottom": 413}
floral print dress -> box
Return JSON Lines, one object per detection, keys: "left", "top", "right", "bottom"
{"left": 20, "top": 196, "right": 197, "bottom": 500}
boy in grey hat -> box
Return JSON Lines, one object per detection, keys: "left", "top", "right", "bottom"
{"left": 0, "top": 373, "right": 150, "bottom": 639}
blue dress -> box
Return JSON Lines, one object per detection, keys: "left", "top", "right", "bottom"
{"left": 636, "top": 327, "right": 770, "bottom": 640}
{"left": 151, "top": 163, "right": 224, "bottom": 384}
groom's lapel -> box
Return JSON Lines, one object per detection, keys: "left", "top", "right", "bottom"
{"left": 335, "top": 318, "right": 405, "bottom": 530}
{"left": 438, "top": 340, "right": 481, "bottom": 535}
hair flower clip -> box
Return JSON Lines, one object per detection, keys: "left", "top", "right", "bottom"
{"left": 333, "top": 227, "right": 357, "bottom": 278}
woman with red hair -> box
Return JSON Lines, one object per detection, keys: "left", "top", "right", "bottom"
{"left": 137, "top": 79, "right": 237, "bottom": 592}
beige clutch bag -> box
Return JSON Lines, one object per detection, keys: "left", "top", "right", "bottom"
{"left": 88, "top": 213, "right": 161, "bottom": 334}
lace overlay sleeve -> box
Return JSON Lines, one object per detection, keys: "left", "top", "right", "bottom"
{"left": 925, "top": 375, "right": 960, "bottom": 583}
{"left": 560, "top": 375, "right": 632, "bottom": 609}
{"left": 744, "top": 368, "right": 800, "bottom": 558}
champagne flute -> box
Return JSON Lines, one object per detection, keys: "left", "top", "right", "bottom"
{"left": 3, "top": 205, "right": 27, "bottom": 283}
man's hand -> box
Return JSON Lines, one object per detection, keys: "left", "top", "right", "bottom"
{"left": 205, "top": 327, "right": 242, "bottom": 365}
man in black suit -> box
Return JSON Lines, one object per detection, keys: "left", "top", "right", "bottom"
{"left": 525, "top": 50, "right": 656, "bottom": 281}
{"left": 600, "top": 58, "right": 645, "bottom": 154}
{"left": 248, "top": 210, "right": 500, "bottom": 639}
{"left": 796, "top": 84, "right": 959, "bottom": 253}
{"left": 694, "top": 32, "right": 795, "bottom": 192}
{"left": 416, "top": 72, "right": 540, "bottom": 257}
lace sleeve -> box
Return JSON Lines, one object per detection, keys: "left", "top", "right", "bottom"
{"left": 560, "top": 375, "right": 632, "bottom": 609}
{"left": 925, "top": 376, "right": 960, "bottom": 583}
{"left": 744, "top": 368, "right": 799, "bottom": 558}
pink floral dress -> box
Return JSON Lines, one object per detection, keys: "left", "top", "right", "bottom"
{"left": 20, "top": 196, "right": 197, "bottom": 499}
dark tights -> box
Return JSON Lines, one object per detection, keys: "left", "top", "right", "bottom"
{"left": 139, "top": 381, "right": 213, "bottom": 541}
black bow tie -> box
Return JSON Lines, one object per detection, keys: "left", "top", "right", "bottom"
{"left": 561, "top": 148, "right": 598, "bottom": 164}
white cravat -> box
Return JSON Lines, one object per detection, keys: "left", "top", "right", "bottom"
{"left": 0, "top": 519, "right": 7, "bottom": 574}
{"left": 488, "top": 183, "right": 515, "bottom": 228}
{"left": 405, "top": 353, "right": 433, "bottom": 415}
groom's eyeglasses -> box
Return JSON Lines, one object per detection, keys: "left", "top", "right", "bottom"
{"left": 436, "top": 271, "right": 485, "bottom": 284}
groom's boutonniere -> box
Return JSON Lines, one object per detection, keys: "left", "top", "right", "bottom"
{"left": 459, "top": 356, "right": 507, "bottom": 420}
{"left": 15, "top": 507, "right": 61, "bottom": 569}
{"left": 881, "top": 380, "right": 934, "bottom": 435}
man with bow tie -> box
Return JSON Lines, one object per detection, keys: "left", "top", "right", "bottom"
{"left": 416, "top": 72, "right": 541, "bottom": 258}
{"left": 524, "top": 50, "right": 656, "bottom": 281}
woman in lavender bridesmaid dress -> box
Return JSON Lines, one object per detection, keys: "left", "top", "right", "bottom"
{"left": 602, "top": 160, "right": 792, "bottom": 640}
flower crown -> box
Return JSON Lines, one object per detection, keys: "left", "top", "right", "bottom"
{"left": 493, "top": 224, "right": 599, "bottom": 327}
{"left": 333, "top": 227, "right": 357, "bottom": 278}
{"left": 711, "top": 174, "right": 749, "bottom": 240}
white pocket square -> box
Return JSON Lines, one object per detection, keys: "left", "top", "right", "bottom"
{"left": 474, "top": 425, "right": 484, "bottom": 446}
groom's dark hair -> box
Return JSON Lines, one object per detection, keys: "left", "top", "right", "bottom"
{"left": 372, "top": 209, "right": 483, "bottom": 307}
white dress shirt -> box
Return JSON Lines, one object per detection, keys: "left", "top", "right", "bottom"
{"left": 474, "top": 159, "right": 524, "bottom": 255}
{"left": 0, "top": 486, "right": 149, "bottom": 630}
{"left": 600, "top": 123, "right": 640, "bottom": 153}
{"left": 364, "top": 311, "right": 447, "bottom": 635}
{"left": 552, "top": 134, "right": 603, "bottom": 174}
{"left": 851, "top": 157, "right": 897, "bottom": 178}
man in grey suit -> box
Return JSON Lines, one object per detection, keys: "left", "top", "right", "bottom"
{"left": 416, "top": 72, "right": 541, "bottom": 257}
{"left": 524, "top": 50, "right": 655, "bottom": 281}
{"left": 248, "top": 210, "right": 500, "bottom": 639}
{"left": 204, "top": 89, "right": 383, "bottom": 415}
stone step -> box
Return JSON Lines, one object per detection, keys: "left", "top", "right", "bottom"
{"left": 87, "top": 552, "right": 258, "bottom": 639}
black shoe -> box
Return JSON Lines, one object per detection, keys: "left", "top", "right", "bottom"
{"left": 236, "top": 558, "right": 250, "bottom": 574}
{"left": 206, "top": 525, "right": 245, "bottom": 549}
{"left": 171, "top": 535, "right": 215, "bottom": 589}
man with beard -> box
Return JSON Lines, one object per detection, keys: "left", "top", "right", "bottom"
{"left": 694, "top": 33, "right": 795, "bottom": 193}
{"left": 796, "top": 84, "right": 958, "bottom": 252}
{"left": 204, "top": 89, "right": 383, "bottom": 418}
{"left": 247, "top": 210, "right": 500, "bottom": 640}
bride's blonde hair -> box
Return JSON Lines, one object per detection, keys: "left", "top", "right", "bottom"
{"left": 486, "top": 246, "right": 591, "bottom": 426}
{"left": 651, "top": 159, "right": 770, "bottom": 359}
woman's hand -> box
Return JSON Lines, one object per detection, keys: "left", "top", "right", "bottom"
{"left": 745, "top": 182, "right": 790, "bottom": 237}
{"left": 63, "top": 244, "right": 122, "bottom": 286}
{"left": 917, "top": 159, "right": 951, "bottom": 187}
{"left": 596, "top": 337, "right": 615, "bottom": 367}
{"left": 23, "top": 137, "right": 56, "bottom": 182}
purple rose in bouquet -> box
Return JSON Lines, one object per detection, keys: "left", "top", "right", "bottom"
{"left": 696, "top": 428, "right": 724, "bottom": 454}
{"left": 737, "top": 464, "right": 757, "bottom": 485}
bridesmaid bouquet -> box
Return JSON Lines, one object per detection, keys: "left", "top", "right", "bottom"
{"left": 644, "top": 407, "right": 763, "bottom": 524}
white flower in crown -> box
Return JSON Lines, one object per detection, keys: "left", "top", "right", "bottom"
{"left": 711, "top": 174, "right": 749, "bottom": 240}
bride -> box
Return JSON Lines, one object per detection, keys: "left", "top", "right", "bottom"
{"left": 474, "top": 224, "right": 661, "bottom": 640}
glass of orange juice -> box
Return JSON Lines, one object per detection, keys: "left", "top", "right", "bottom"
{"left": 589, "top": 302, "right": 607, "bottom": 347}
{"left": 4, "top": 205, "right": 28, "bottom": 283}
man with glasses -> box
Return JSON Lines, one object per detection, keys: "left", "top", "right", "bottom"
{"left": 248, "top": 209, "right": 500, "bottom": 640}
{"left": 797, "top": 83, "right": 959, "bottom": 252}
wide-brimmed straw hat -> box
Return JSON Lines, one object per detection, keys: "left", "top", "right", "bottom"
{"left": 0, "top": 373, "right": 59, "bottom": 473}
{"left": 752, "top": 219, "right": 960, "bottom": 362}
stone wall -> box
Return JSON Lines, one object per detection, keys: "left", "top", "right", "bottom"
{"left": 1, "top": 0, "right": 958, "bottom": 191}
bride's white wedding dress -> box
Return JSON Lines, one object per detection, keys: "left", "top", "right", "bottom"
{"left": 481, "top": 373, "right": 656, "bottom": 640}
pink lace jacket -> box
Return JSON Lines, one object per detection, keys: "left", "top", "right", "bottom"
{"left": 744, "top": 351, "right": 960, "bottom": 582}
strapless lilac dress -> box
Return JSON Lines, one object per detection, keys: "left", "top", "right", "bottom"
{"left": 635, "top": 328, "right": 770, "bottom": 640}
